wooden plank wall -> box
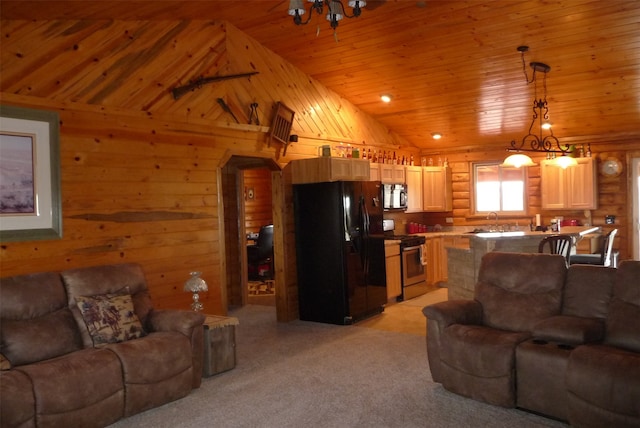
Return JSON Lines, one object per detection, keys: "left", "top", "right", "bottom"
{"left": 243, "top": 169, "right": 272, "bottom": 234}
{"left": 223, "top": 24, "right": 411, "bottom": 155}
{"left": 278, "top": 165, "right": 299, "bottom": 321}
{"left": 0, "top": 101, "right": 224, "bottom": 311}
{"left": 0, "top": 20, "right": 411, "bottom": 319}
{"left": 221, "top": 162, "right": 241, "bottom": 308}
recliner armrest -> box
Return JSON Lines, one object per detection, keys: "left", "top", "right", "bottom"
{"left": 422, "top": 299, "right": 482, "bottom": 327}
{"left": 147, "top": 309, "right": 205, "bottom": 337}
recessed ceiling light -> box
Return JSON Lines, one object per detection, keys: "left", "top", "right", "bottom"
{"left": 432, "top": 133, "right": 443, "bottom": 140}
{"left": 380, "top": 94, "right": 392, "bottom": 103}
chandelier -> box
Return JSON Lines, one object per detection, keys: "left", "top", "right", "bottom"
{"left": 503, "top": 46, "right": 577, "bottom": 169}
{"left": 288, "top": 0, "right": 366, "bottom": 33}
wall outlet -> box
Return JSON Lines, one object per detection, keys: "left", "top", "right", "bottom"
{"left": 446, "top": 217, "right": 454, "bottom": 224}
{"left": 605, "top": 215, "right": 616, "bottom": 225}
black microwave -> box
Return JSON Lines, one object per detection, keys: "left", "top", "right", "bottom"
{"left": 382, "top": 183, "right": 408, "bottom": 211}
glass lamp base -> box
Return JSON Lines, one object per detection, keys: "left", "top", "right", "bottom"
{"left": 191, "top": 292, "right": 204, "bottom": 312}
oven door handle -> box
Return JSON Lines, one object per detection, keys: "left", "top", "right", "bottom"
{"left": 402, "top": 245, "right": 422, "bottom": 252}
{"left": 404, "top": 244, "right": 428, "bottom": 266}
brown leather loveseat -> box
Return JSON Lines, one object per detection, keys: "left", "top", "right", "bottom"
{"left": 1, "top": 263, "right": 205, "bottom": 428}
{"left": 423, "top": 252, "right": 640, "bottom": 427}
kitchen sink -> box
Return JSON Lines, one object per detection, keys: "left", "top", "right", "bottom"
{"left": 467, "top": 228, "right": 490, "bottom": 234}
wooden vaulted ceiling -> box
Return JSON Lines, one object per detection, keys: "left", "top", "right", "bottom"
{"left": 2, "top": 0, "right": 639, "bottom": 152}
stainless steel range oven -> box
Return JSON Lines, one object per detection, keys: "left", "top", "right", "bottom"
{"left": 381, "top": 219, "right": 428, "bottom": 301}
{"left": 398, "top": 235, "right": 428, "bottom": 301}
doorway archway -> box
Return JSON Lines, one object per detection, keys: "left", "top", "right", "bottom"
{"left": 219, "top": 153, "right": 289, "bottom": 319}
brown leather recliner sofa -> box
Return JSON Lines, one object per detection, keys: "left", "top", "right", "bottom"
{"left": 423, "top": 252, "right": 640, "bottom": 427}
{"left": 1, "top": 263, "right": 206, "bottom": 428}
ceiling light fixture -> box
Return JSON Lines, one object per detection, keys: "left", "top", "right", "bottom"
{"left": 502, "top": 153, "right": 536, "bottom": 168}
{"left": 432, "top": 133, "right": 442, "bottom": 140}
{"left": 288, "top": 0, "right": 366, "bottom": 33}
{"left": 503, "top": 46, "right": 577, "bottom": 169}
{"left": 380, "top": 94, "right": 392, "bottom": 103}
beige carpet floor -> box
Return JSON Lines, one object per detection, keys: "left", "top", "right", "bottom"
{"left": 109, "top": 301, "right": 566, "bottom": 428}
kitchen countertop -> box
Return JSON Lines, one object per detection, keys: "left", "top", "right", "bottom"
{"left": 468, "top": 226, "right": 600, "bottom": 239}
{"left": 408, "top": 226, "right": 600, "bottom": 240}
{"left": 441, "top": 225, "right": 601, "bottom": 300}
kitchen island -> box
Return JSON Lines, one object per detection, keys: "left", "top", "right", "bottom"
{"left": 444, "top": 226, "right": 600, "bottom": 300}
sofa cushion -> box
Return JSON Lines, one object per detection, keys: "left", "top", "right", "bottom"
{"left": 0, "top": 369, "right": 35, "bottom": 428}
{"left": 567, "top": 344, "right": 640, "bottom": 426}
{"left": 605, "top": 261, "right": 640, "bottom": 353}
{"left": 439, "top": 324, "right": 530, "bottom": 407}
{"left": 76, "top": 293, "right": 146, "bottom": 347}
{"left": 563, "top": 265, "right": 614, "bottom": 318}
{"left": 15, "top": 347, "right": 124, "bottom": 428}
{"left": 61, "top": 264, "right": 154, "bottom": 347}
{"left": 475, "top": 252, "right": 566, "bottom": 332}
{"left": 516, "top": 339, "right": 573, "bottom": 421}
{"left": 1, "top": 309, "right": 83, "bottom": 366}
{"left": 606, "top": 299, "right": 640, "bottom": 352}
{"left": 0, "top": 271, "right": 67, "bottom": 319}
{"left": 106, "top": 331, "right": 194, "bottom": 416}
{"left": 533, "top": 315, "right": 604, "bottom": 345}
{"left": 442, "top": 324, "right": 531, "bottom": 377}
{"left": 1, "top": 271, "right": 83, "bottom": 365}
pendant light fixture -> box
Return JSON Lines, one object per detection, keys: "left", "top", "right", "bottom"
{"left": 288, "top": 0, "right": 366, "bottom": 33}
{"left": 501, "top": 153, "right": 536, "bottom": 168}
{"left": 503, "top": 46, "right": 577, "bottom": 169}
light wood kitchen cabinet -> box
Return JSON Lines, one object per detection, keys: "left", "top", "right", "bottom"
{"left": 291, "top": 157, "right": 370, "bottom": 184}
{"left": 424, "top": 236, "right": 446, "bottom": 285}
{"left": 405, "top": 166, "right": 423, "bottom": 213}
{"left": 540, "top": 161, "right": 567, "bottom": 209}
{"left": 350, "top": 158, "right": 371, "bottom": 180}
{"left": 385, "top": 242, "right": 401, "bottom": 300}
{"left": 541, "top": 157, "right": 597, "bottom": 209}
{"left": 422, "top": 167, "right": 452, "bottom": 212}
{"left": 379, "top": 164, "right": 405, "bottom": 184}
{"left": 369, "top": 164, "right": 380, "bottom": 181}
{"left": 568, "top": 158, "right": 598, "bottom": 209}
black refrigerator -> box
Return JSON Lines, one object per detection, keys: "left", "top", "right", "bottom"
{"left": 293, "top": 181, "right": 387, "bottom": 325}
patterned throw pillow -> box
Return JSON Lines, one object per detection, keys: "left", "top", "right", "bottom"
{"left": 76, "top": 293, "right": 146, "bottom": 347}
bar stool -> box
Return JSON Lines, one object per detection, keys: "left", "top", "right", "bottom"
{"left": 569, "top": 229, "right": 619, "bottom": 268}
{"left": 538, "top": 234, "right": 574, "bottom": 266}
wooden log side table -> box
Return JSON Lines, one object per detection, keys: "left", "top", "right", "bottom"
{"left": 202, "top": 315, "right": 239, "bottom": 377}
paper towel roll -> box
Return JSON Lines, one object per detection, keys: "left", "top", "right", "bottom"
{"left": 535, "top": 214, "right": 541, "bottom": 227}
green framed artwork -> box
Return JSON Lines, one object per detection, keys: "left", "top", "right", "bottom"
{"left": 0, "top": 105, "right": 62, "bottom": 242}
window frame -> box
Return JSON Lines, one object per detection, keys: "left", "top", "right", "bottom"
{"left": 471, "top": 161, "right": 529, "bottom": 216}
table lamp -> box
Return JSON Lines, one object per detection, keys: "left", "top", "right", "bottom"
{"left": 184, "top": 271, "right": 208, "bottom": 312}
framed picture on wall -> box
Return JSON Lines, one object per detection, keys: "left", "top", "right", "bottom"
{"left": 0, "top": 105, "right": 62, "bottom": 242}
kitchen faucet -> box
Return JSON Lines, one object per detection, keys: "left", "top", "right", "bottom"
{"left": 487, "top": 212, "right": 499, "bottom": 232}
